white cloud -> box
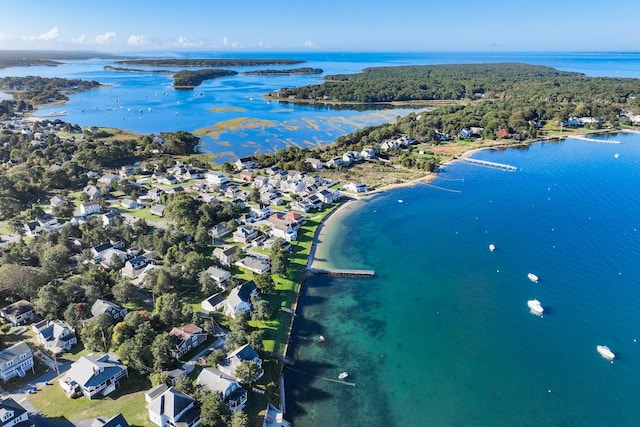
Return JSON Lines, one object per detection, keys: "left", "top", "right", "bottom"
{"left": 304, "top": 41, "right": 315, "bottom": 48}
{"left": 177, "top": 36, "right": 204, "bottom": 48}
{"left": 223, "top": 36, "right": 228, "bottom": 47}
{"left": 71, "top": 34, "right": 88, "bottom": 45}
{"left": 95, "top": 32, "right": 116, "bottom": 45}
{"left": 128, "top": 35, "right": 151, "bottom": 46}
{"left": 37, "top": 27, "right": 60, "bottom": 41}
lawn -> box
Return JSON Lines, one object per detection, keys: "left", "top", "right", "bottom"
{"left": 28, "top": 370, "right": 152, "bottom": 427}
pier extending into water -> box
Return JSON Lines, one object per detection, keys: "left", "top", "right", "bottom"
{"left": 571, "top": 135, "right": 621, "bottom": 144}
{"left": 461, "top": 157, "right": 517, "bottom": 171}
{"left": 307, "top": 268, "right": 375, "bottom": 277}
{"left": 285, "top": 366, "right": 356, "bottom": 387}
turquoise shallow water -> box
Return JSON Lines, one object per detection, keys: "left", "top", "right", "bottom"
{"left": 285, "top": 134, "right": 640, "bottom": 426}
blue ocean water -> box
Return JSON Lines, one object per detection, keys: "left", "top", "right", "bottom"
{"left": 3, "top": 51, "right": 640, "bottom": 161}
{"left": 285, "top": 134, "right": 640, "bottom": 426}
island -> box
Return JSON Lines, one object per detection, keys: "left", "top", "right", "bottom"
{"left": 172, "top": 69, "right": 238, "bottom": 88}
{"left": 243, "top": 67, "right": 323, "bottom": 76}
{"left": 116, "top": 58, "right": 305, "bottom": 67}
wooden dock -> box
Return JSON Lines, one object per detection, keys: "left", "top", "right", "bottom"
{"left": 572, "top": 135, "right": 621, "bottom": 144}
{"left": 307, "top": 268, "right": 375, "bottom": 277}
{"left": 461, "top": 157, "right": 517, "bottom": 171}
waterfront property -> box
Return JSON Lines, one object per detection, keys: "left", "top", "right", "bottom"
{"left": 217, "top": 344, "right": 263, "bottom": 383}
{"left": 196, "top": 367, "right": 248, "bottom": 412}
{"left": 0, "top": 342, "right": 34, "bottom": 382}
{"left": 146, "top": 385, "right": 201, "bottom": 427}
{"left": 222, "top": 281, "right": 258, "bottom": 318}
{"left": 60, "top": 353, "right": 128, "bottom": 399}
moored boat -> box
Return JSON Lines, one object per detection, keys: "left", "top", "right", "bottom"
{"left": 338, "top": 372, "right": 349, "bottom": 379}
{"left": 489, "top": 244, "right": 496, "bottom": 252}
{"left": 597, "top": 345, "right": 615, "bottom": 361}
{"left": 527, "top": 299, "right": 544, "bottom": 316}
{"left": 528, "top": 273, "right": 539, "bottom": 283}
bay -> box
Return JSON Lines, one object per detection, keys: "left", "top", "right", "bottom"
{"left": 286, "top": 133, "right": 640, "bottom": 426}
{"left": 3, "top": 52, "right": 640, "bottom": 161}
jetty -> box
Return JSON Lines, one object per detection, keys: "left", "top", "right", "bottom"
{"left": 461, "top": 157, "right": 517, "bottom": 171}
{"left": 572, "top": 135, "right": 621, "bottom": 144}
{"left": 285, "top": 366, "right": 356, "bottom": 387}
{"left": 307, "top": 268, "right": 375, "bottom": 277}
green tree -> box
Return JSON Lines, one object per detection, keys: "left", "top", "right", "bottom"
{"left": 151, "top": 332, "right": 173, "bottom": 371}
{"left": 230, "top": 411, "right": 249, "bottom": 427}
{"left": 35, "top": 283, "right": 66, "bottom": 319}
{"left": 206, "top": 349, "right": 226, "bottom": 367}
{"left": 199, "top": 392, "right": 231, "bottom": 427}
{"left": 41, "top": 244, "right": 71, "bottom": 277}
{"left": 251, "top": 298, "right": 272, "bottom": 321}
{"left": 254, "top": 273, "right": 275, "bottom": 294}
{"left": 234, "top": 360, "right": 262, "bottom": 384}
{"left": 112, "top": 280, "right": 138, "bottom": 305}
{"left": 80, "top": 313, "right": 113, "bottom": 352}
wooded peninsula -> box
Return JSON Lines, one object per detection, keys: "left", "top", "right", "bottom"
{"left": 116, "top": 58, "right": 305, "bottom": 67}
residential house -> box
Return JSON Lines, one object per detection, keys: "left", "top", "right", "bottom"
{"left": 91, "top": 299, "right": 127, "bottom": 322}
{"left": 83, "top": 185, "right": 102, "bottom": 201}
{"left": 91, "top": 242, "right": 114, "bottom": 261}
{"left": 168, "top": 324, "right": 208, "bottom": 359}
{"left": 146, "top": 386, "right": 201, "bottom": 427}
{"left": 91, "top": 414, "right": 130, "bottom": 427}
{"left": 304, "top": 158, "right": 323, "bottom": 171}
{"left": 360, "top": 147, "right": 376, "bottom": 160}
{"left": 60, "top": 353, "right": 128, "bottom": 399}
{"left": 460, "top": 128, "right": 473, "bottom": 138}
{"left": 80, "top": 202, "right": 102, "bottom": 216}
{"left": 232, "top": 226, "right": 259, "bottom": 244}
{"left": 0, "top": 300, "right": 36, "bottom": 326}
{"left": 144, "top": 188, "right": 163, "bottom": 202}
{"left": 120, "top": 199, "right": 142, "bottom": 209}
{"left": 206, "top": 172, "right": 229, "bottom": 187}
{"left": 316, "top": 189, "right": 340, "bottom": 204}
{"left": 32, "top": 320, "right": 77, "bottom": 355}
{"left": 212, "top": 245, "right": 238, "bottom": 267}
{"left": 102, "top": 212, "right": 119, "bottom": 227}
{"left": 235, "top": 257, "right": 270, "bottom": 275}
{"left": 196, "top": 367, "right": 247, "bottom": 412}
{"left": 200, "top": 293, "right": 226, "bottom": 314}
{"left": 223, "top": 281, "right": 258, "bottom": 318}
{"left": 238, "top": 170, "right": 255, "bottom": 183}
{"left": 210, "top": 221, "right": 234, "bottom": 240}
{"left": 150, "top": 204, "right": 165, "bottom": 217}
{"left": 344, "top": 182, "right": 368, "bottom": 193}
{"left": 0, "top": 397, "right": 34, "bottom": 427}
{"left": 119, "top": 166, "right": 135, "bottom": 178}
{"left": 98, "top": 174, "right": 120, "bottom": 186}
{"left": 0, "top": 343, "right": 34, "bottom": 382}
{"left": 217, "top": 344, "right": 263, "bottom": 383}
{"left": 158, "top": 175, "right": 178, "bottom": 186}
{"left": 235, "top": 157, "right": 259, "bottom": 171}
{"left": 120, "top": 256, "right": 153, "bottom": 279}
{"left": 202, "top": 266, "right": 231, "bottom": 286}
{"left": 49, "top": 196, "right": 67, "bottom": 208}
{"left": 325, "top": 157, "right": 343, "bottom": 169}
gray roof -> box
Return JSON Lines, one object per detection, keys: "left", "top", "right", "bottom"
{"left": 0, "top": 342, "right": 32, "bottom": 365}
{"left": 0, "top": 397, "right": 29, "bottom": 424}
{"left": 91, "top": 414, "right": 130, "bottom": 427}
{"left": 147, "top": 386, "right": 194, "bottom": 419}
{"left": 196, "top": 367, "right": 239, "bottom": 394}
{"left": 66, "top": 354, "right": 127, "bottom": 389}
{"left": 91, "top": 299, "right": 125, "bottom": 317}
{"left": 1, "top": 300, "right": 35, "bottom": 317}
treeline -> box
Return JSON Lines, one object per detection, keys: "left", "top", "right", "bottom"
{"left": 172, "top": 69, "right": 238, "bottom": 88}
{"left": 0, "top": 75, "right": 100, "bottom": 104}
{"left": 117, "top": 58, "right": 305, "bottom": 67}
{"left": 104, "top": 66, "right": 173, "bottom": 74}
{"left": 274, "top": 63, "right": 640, "bottom": 106}
{"left": 243, "top": 67, "right": 323, "bottom": 75}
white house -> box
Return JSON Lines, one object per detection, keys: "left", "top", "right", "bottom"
{"left": 217, "top": 344, "right": 263, "bottom": 383}
{"left": 146, "top": 386, "right": 201, "bottom": 427}
{"left": 202, "top": 266, "right": 231, "bottom": 286}
{"left": 232, "top": 226, "right": 259, "bottom": 244}
{"left": 0, "top": 342, "right": 33, "bottom": 382}
{"left": 0, "top": 397, "right": 34, "bottom": 427}
{"left": 206, "top": 172, "right": 230, "bottom": 187}
{"left": 80, "top": 202, "right": 102, "bottom": 216}
{"left": 223, "top": 281, "right": 258, "bottom": 318}
{"left": 200, "top": 293, "right": 226, "bottom": 314}
{"left": 32, "top": 320, "right": 77, "bottom": 355}
{"left": 235, "top": 257, "right": 270, "bottom": 275}
{"left": 196, "top": 368, "right": 247, "bottom": 412}
{"left": 60, "top": 353, "right": 128, "bottom": 399}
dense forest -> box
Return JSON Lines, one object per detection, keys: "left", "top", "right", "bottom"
{"left": 0, "top": 50, "right": 122, "bottom": 69}
{"left": 0, "top": 76, "right": 101, "bottom": 104}
{"left": 117, "top": 58, "right": 305, "bottom": 67}
{"left": 172, "top": 69, "right": 238, "bottom": 88}
{"left": 243, "top": 67, "right": 323, "bottom": 75}
{"left": 274, "top": 63, "right": 640, "bottom": 106}
{"left": 104, "top": 65, "right": 172, "bottom": 74}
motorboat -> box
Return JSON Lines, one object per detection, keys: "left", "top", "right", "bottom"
{"left": 528, "top": 273, "right": 539, "bottom": 283}
{"left": 317, "top": 335, "right": 326, "bottom": 343}
{"left": 489, "top": 244, "right": 496, "bottom": 252}
{"left": 597, "top": 345, "right": 615, "bottom": 361}
{"left": 338, "top": 372, "right": 349, "bottom": 380}
{"left": 527, "top": 299, "right": 544, "bottom": 316}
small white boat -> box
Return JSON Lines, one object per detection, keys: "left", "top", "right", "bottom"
{"left": 597, "top": 345, "right": 615, "bottom": 361}
{"left": 398, "top": 199, "right": 404, "bottom": 204}
{"left": 527, "top": 299, "right": 544, "bottom": 316}
{"left": 614, "top": 153, "right": 620, "bottom": 159}
{"left": 489, "top": 244, "right": 496, "bottom": 252}
{"left": 338, "top": 372, "right": 349, "bottom": 380}
{"left": 528, "top": 273, "right": 539, "bottom": 283}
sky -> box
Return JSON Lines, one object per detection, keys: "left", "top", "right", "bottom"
{"left": 1, "top": 0, "right": 640, "bottom": 52}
